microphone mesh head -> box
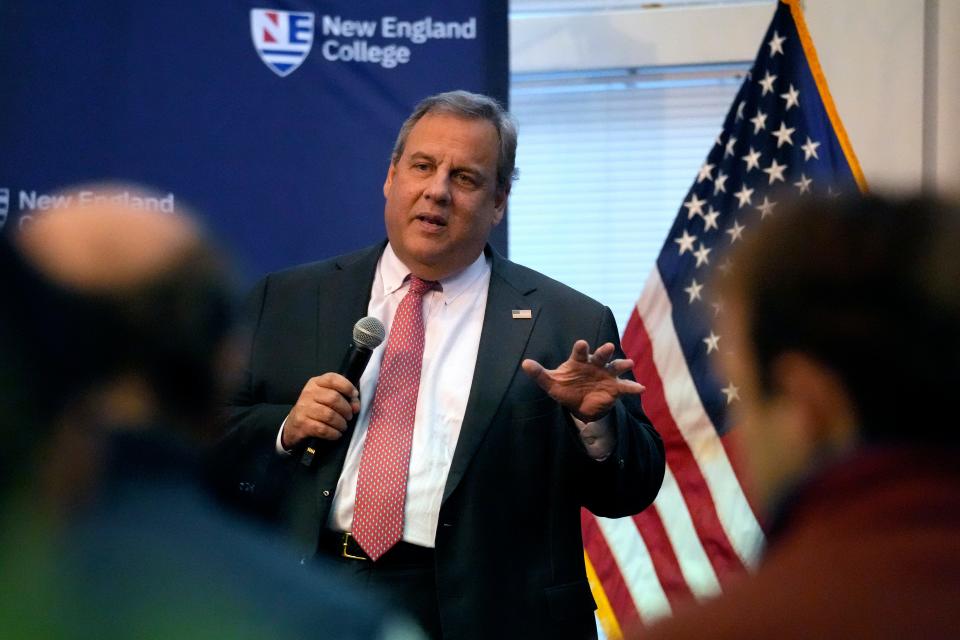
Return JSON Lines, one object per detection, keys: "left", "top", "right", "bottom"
{"left": 353, "top": 316, "right": 386, "bottom": 349}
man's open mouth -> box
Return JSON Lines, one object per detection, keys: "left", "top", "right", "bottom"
{"left": 416, "top": 214, "right": 447, "bottom": 227}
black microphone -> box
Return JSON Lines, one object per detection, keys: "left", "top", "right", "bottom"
{"left": 300, "top": 316, "right": 386, "bottom": 467}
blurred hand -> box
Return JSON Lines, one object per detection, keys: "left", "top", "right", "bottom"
{"left": 281, "top": 373, "right": 360, "bottom": 449}
{"left": 521, "top": 340, "right": 645, "bottom": 423}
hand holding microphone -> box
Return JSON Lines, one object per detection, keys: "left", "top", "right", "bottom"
{"left": 280, "top": 317, "right": 386, "bottom": 467}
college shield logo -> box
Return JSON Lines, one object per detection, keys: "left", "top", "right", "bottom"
{"left": 250, "top": 9, "right": 315, "bottom": 77}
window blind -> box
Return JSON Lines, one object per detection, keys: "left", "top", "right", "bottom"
{"left": 507, "top": 65, "right": 746, "bottom": 331}
{"left": 510, "top": 0, "right": 763, "bottom": 15}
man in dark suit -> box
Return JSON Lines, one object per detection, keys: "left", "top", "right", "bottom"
{"left": 223, "top": 91, "right": 665, "bottom": 639}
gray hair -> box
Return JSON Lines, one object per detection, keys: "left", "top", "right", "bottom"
{"left": 391, "top": 90, "right": 519, "bottom": 191}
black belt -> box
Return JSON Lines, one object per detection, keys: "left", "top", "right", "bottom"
{"left": 318, "top": 530, "right": 435, "bottom": 565}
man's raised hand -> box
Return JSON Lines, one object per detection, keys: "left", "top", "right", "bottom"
{"left": 521, "top": 340, "right": 645, "bottom": 423}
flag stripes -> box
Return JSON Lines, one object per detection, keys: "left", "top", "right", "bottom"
{"left": 582, "top": 1, "right": 865, "bottom": 634}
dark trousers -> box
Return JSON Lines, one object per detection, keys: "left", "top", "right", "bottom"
{"left": 319, "top": 534, "right": 443, "bottom": 639}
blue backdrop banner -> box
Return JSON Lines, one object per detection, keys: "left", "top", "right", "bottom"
{"left": 0, "top": 0, "right": 508, "bottom": 280}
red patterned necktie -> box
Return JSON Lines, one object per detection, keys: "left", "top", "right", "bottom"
{"left": 352, "top": 275, "right": 437, "bottom": 560}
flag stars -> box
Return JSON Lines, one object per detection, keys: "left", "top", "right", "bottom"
{"left": 702, "top": 206, "right": 721, "bottom": 232}
{"left": 801, "top": 136, "right": 821, "bottom": 161}
{"left": 703, "top": 331, "right": 721, "bottom": 354}
{"left": 763, "top": 158, "right": 788, "bottom": 185}
{"left": 713, "top": 171, "right": 729, "bottom": 195}
{"left": 722, "top": 382, "right": 741, "bottom": 404}
{"left": 756, "top": 196, "right": 777, "bottom": 219}
{"left": 733, "top": 184, "right": 754, "bottom": 208}
{"left": 794, "top": 173, "right": 813, "bottom": 194}
{"left": 772, "top": 121, "right": 796, "bottom": 148}
{"left": 693, "top": 242, "right": 712, "bottom": 267}
{"left": 749, "top": 109, "right": 768, "bottom": 134}
{"left": 684, "top": 193, "right": 707, "bottom": 219}
{"left": 717, "top": 258, "right": 733, "bottom": 275}
{"left": 780, "top": 83, "right": 800, "bottom": 110}
{"left": 768, "top": 30, "right": 786, "bottom": 57}
{"left": 742, "top": 147, "right": 762, "bottom": 172}
{"left": 724, "top": 136, "right": 738, "bottom": 158}
{"left": 684, "top": 279, "right": 704, "bottom": 303}
{"left": 697, "top": 162, "right": 715, "bottom": 183}
{"left": 735, "top": 100, "right": 746, "bottom": 121}
{"left": 757, "top": 70, "right": 777, "bottom": 96}
{"left": 674, "top": 229, "right": 697, "bottom": 255}
{"left": 726, "top": 219, "right": 746, "bottom": 243}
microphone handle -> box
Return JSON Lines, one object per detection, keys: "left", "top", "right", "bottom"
{"left": 300, "top": 343, "right": 373, "bottom": 468}
{"left": 340, "top": 343, "right": 373, "bottom": 388}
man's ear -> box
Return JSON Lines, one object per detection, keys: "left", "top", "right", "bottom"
{"left": 383, "top": 162, "right": 396, "bottom": 198}
{"left": 770, "top": 352, "right": 859, "bottom": 454}
{"left": 492, "top": 185, "right": 509, "bottom": 226}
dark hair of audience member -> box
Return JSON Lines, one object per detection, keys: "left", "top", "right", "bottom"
{"left": 719, "top": 193, "right": 960, "bottom": 444}
{"left": 75, "top": 241, "right": 237, "bottom": 441}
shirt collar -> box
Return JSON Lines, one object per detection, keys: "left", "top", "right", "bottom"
{"left": 380, "top": 243, "right": 490, "bottom": 305}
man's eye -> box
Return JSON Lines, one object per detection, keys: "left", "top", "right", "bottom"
{"left": 412, "top": 163, "right": 431, "bottom": 172}
{"left": 455, "top": 173, "right": 478, "bottom": 187}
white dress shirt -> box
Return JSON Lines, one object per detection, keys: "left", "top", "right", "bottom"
{"left": 278, "top": 243, "right": 614, "bottom": 547}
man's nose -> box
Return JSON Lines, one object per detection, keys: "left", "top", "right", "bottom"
{"left": 423, "top": 170, "right": 452, "bottom": 205}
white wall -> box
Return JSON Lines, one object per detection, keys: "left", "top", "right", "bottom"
{"left": 803, "top": 0, "right": 926, "bottom": 190}
{"left": 510, "top": 0, "right": 960, "bottom": 194}
{"left": 932, "top": 0, "right": 960, "bottom": 196}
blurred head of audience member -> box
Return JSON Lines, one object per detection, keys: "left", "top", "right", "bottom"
{"left": 719, "top": 192, "right": 960, "bottom": 511}
{"left": 2, "top": 188, "right": 237, "bottom": 514}
{"left": 643, "top": 192, "right": 960, "bottom": 639}
{"left": 17, "top": 191, "right": 236, "bottom": 431}
{"left": 0, "top": 186, "right": 419, "bottom": 639}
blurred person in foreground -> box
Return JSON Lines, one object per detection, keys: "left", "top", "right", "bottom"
{"left": 642, "top": 193, "right": 960, "bottom": 639}
{"left": 0, "top": 188, "right": 420, "bottom": 639}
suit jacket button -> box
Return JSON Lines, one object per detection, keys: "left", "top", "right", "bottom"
{"left": 322, "top": 490, "right": 331, "bottom": 497}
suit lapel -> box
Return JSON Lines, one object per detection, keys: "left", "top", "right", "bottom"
{"left": 442, "top": 249, "right": 540, "bottom": 504}
{"left": 302, "top": 243, "right": 384, "bottom": 496}
{"left": 314, "top": 242, "right": 386, "bottom": 374}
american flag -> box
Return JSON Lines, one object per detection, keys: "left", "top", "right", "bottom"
{"left": 582, "top": 0, "right": 867, "bottom": 635}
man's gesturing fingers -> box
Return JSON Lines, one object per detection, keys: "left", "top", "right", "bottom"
{"left": 520, "top": 341, "right": 646, "bottom": 422}
{"left": 586, "top": 342, "right": 616, "bottom": 367}
{"left": 520, "top": 358, "right": 548, "bottom": 388}
{"left": 569, "top": 339, "right": 591, "bottom": 363}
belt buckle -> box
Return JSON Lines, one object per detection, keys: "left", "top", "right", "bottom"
{"left": 341, "top": 532, "right": 368, "bottom": 561}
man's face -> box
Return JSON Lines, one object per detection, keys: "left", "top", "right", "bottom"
{"left": 718, "top": 297, "right": 809, "bottom": 513}
{"left": 383, "top": 112, "right": 507, "bottom": 280}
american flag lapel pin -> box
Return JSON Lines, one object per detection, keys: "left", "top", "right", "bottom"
{"left": 512, "top": 309, "right": 532, "bottom": 319}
